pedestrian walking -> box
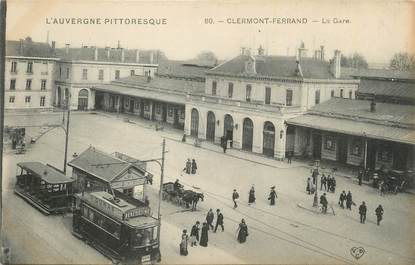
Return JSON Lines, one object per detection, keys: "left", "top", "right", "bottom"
{"left": 199, "top": 222, "right": 208, "bottom": 247}
{"left": 221, "top": 136, "right": 227, "bottom": 153}
{"left": 191, "top": 159, "right": 198, "bottom": 174}
{"left": 346, "top": 191, "right": 353, "bottom": 210}
{"left": 190, "top": 221, "right": 200, "bottom": 246}
{"left": 268, "top": 186, "right": 277, "bottom": 205}
{"left": 184, "top": 159, "right": 191, "bottom": 174}
{"left": 338, "top": 190, "right": 346, "bottom": 209}
{"left": 232, "top": 189, "right": 239, "bottom": 209}
{"left": 330, "top": 176, "right": 336, "bottom": 193}
{"left": 248, "top": 185, "right": 256, "bottom": 205}
{"left": 214, "top": 209, "right": 224, "bottom": 232}
{"left": 287, "top": 151, "right": 293, "bottom": 164}
{"left": 359, "top": 201, "right": 367, "bottom": 224}
{"left": 358, "top": 169, "right": 363, "bottom": 186}
{"left": 206, "top": 209, "right": 214, "bottom": 230}
{"left": 312, "top": 168, "right": 318, "bottom": 185}
{"left": 306, "top": 177, "right": 313, "bottom": 195}
{"left": 180, "top": 229, "right": 189, "bottom": 256}
{"left": 320, "top": 174, "right": 327, "bottom": 191}
{"left": 320, "top": 193, "right": 328, "bottom": 214}
{"left": 375, "top": 204, "right": 384, "bottom": 226}
{"left": 236, "top": 219, "right": 248, "bottom": 243}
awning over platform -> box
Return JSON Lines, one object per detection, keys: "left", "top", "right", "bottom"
{"left": 17, "top": 162, "right": 74, "bottom": 184}
{"left": 287, "top": 114, "right": 415, "bottom": 146}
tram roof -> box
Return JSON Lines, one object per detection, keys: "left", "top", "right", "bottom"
{"left": 125, "top": 215, "right": 158, "bottom": 228}
{"left": 17, "top": 162, "right": 74, "bottom": 184}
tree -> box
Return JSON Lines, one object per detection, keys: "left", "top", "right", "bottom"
{"left": 341, "top": 53, "right": 369, "bottom": 69}
{"left": 389, "top": 52, "right": 415, "bottom": 71}
{"left": 196, "top": 51, "right": 218, "bottom": 62}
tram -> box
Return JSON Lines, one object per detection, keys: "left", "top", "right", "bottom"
{"left": 14, "top": 162, "right": 75, "bottom": 214}
{"left": 72, "top": 189, "right": 160, "bottom": 264}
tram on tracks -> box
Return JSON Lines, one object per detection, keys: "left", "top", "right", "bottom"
{"left": 72, "top": 189, "right": 161, "bottom": 264}
{"left": 14, "top": 162, "right": 75, "bottom": 215}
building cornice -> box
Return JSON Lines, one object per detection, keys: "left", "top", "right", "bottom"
{"left": 57, "top": 59, "right": 159, "bottom": 67}
{"left": 6, "top": 56, "right": 59, "bottom": 61}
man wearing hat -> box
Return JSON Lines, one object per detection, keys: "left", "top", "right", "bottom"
{"left": 232, "top": 189, "right": 239, "bottom": 209}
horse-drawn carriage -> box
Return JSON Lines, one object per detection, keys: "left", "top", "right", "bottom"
{"left": 162, "top": 181, "right": 204, "bottom": 211}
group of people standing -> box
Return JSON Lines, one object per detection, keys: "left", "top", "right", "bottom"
{"left": 180, "top": 209, "right": 248, "bottom": 256}
{"left": 232, "top": 186, "right": 278, "bottom": 209}
{"left": 183, "top": 158, "right": 198, "bottom": 175}
{"left": 320, "top": 174, "right": 336, "bottom": 193}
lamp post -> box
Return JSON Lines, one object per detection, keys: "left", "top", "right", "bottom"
{"left": 312, "top": 159, "right": 320, "bottom": 207}
{"left": 63, "top": 98, "right": 71, "bottom": 174}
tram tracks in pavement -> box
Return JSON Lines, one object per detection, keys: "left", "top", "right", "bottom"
{"left": 171, "top": 177, "right": 415, "bottom": 264}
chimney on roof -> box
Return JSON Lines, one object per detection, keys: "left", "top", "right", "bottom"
{"left": 297, "top": 41, "right": 308, "bottom": 60}
{"left": 149, "top": 51, "right": 154, "bottom": 64}
{"left": 94, "top": 46, "right": 98, "bottom": 61}
{"left": 241, "top": 47, "right": 246, "bottom": 55}
{"left": 296, "top": 60, "right": 303, "bottom": 77}
{"left": 320, "top": 45, "right": 325, "bottom": 61}
{"left": 370, "top": 100, "right": 376, "bottom": 112}
{"left": 135, "top": 50, "right": 140, "bottom": 63}
{"left": 65, "top": 44, "right": 70, "bottom": 54}
{"left": 330, "top": 50, "right": 341, "bottom": 78}
{"left": 19, "top": 39, "right": 24, "bottom": 54}
{"left": 51, "top": 41, "right": 56, "bottom": 49}
{"left": 121, "top": 48, "right": 125, "bottom": 62}
{"left": 105, "top": 47, "right": 110, "bottom": 59}
{"left": 258, "top": 45, "right": 265, "bottom": 56}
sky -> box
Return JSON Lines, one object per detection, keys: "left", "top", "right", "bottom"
{"left": 5, "top": 0, "right": 415, "bottom": 64}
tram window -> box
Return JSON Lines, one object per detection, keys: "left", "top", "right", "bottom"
{"left": 133, "top": 228, "right": 155, "bottom": 246}
{"left": 153, "top": 227, "right": 158, "bottom": 241}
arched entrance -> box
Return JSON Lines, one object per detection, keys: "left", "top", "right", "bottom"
{"left": 78, "top": 89, "right": 89, "bottom": 110}
{"left": 263, "top": 121, "right": 275, "bottom": 157}
{"left": 242, "top": 118, "right": 254, "bottom": 151}
{"left": 206, "top": 111, "right": 216, "bottom": 142}
{"left": 57, "top": 86, "right": 61, "bottom": 106}
{"left": 190, "top": 108, "right": 199, "bottom": 137}
{"left": 224, "top": 114, "right": 234, "bottom": 145}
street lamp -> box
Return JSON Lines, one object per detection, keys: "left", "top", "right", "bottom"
{"left": 62, "top": 98, "right": 71, "bottom": 174}
{"left": 312, "top": 159, "right": 320, "bottom": 207}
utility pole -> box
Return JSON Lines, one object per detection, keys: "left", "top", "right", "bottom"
{"left": 157, "top": 139, "right": 165, "bottom": 261}
{"left": 63, "top": 103, "right": 71, "bottom": 174}
{"left": 312, "top": 160, "right": 320, "bottom": 207}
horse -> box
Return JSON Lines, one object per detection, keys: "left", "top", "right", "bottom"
{"left": 181, "top": 190, "right": 204, "bottom": 211}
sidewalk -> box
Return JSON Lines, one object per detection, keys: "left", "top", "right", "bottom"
{"left": 88, "top": 110, "right": 415, "bottom": 195}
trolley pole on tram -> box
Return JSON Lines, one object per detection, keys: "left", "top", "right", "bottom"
{"left": 157, "top": 139, "right": 166, "bottom": 259}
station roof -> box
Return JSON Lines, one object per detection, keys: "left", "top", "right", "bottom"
{"left": 341, "top": 67, "right": 415, "bottom": 81}
{"left": 208, "top": 55, "right": 340, "bottom": 80}
{"left": 157, "top": 59, "right": 212, "bottom": 80}
{"left": 287, "top": 98, "right": 415, "bottom": 145}
{"left": 17, "top": 162, "right": 74, "bottom": 184}
{"left": 6, "top": 39, "right": 57, "bottom": 58}
{"left": 358, "top": 79, "right": 415, "bottom": 100}
{"left": 68, "top": 147, "right": 144, "bottom": 182}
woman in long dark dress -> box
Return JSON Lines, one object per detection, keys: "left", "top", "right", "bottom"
{"left": 199, "top": 222, "right": 208, "bottom": 247}
{"left": 237, "top": 219, "right": 248, "bottom": 243}
{"left": 248, "top": 186, "right": 255, "bottom": 205}
{"left": 180, "top": 229, "right": 188, "bottom": 256}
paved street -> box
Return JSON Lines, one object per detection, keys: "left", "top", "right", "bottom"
{"left": 3, "top": 112, "right": 415, "bottom": 264}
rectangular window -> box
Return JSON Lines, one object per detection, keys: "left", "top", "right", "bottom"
{"left": 11, "top": 61, "right": 17, "bottom": 73}
{"left": 286, "top": 89, "right": 293, "bottom": 106}
{"left": 41, "top": 79, "right": 47, "bottom": 90}
{"left": 315, "top": 90, "right": 320, "bottom": 104}
{"left": 156, "top": 104, "right": 161, "bottom": 114}
{"left": 340, "top": 89, "right": 344, "bottom": 98}
{"left": 25, "top": 96, "right": 31, "bottom": 103}
{"left": 378, "top": 149, "right": 392, "bottom": 162}
{"left": 349, "top": 90, "right": 353, "bottom": 99}
{"left": 66, "top": 68, "right": 70, "bottom": 79}
{"left": 212, "top": 81, "right": 217, "bottom": 95}
{"left": 134, "top": 101, "right": 139, "bottom": 109}
{"left": 26, "top": 62, "right": 33, "bottom": 73}
{"left": 25, "top": 79, "right": 32, "bottom": 90}
{"left": 130, "top": 70, "right": 135, "bottom": 76}
{"left": 59, "top": 67, "right": 62, "bottom": 78}
{"left": 40, "top": 96, "right": 45, "bottom": 106}
{"left": 351, "top": 138, "right": 362, "bottom": 156}
{"left": 9, "top": 96, "right": 15, "bottom": 103}
{"left": 228, "top": 83, "right": 233, "bottom": 98}
{"left": 324, "top": 135, "right": 336, "bottom": 151}
{"left": 98, "top": 69, "right": 104, "bottom": 80}
{"left": 265, "top": 86, "right": 271, "bottom": 104}
{"left": 115, "top": 70, "right": 120, "bottom": 80}
{"left": 331, "top": 90, "right": 334, "bottom": 98}
{"left": 246, "top": 84, "right": 252, "bottom": 102}
{"left": 82, "top": 69, "right": 88, "bottom": 80}
{"left": 10, "top": 79, "right": 16, "bottom": 90}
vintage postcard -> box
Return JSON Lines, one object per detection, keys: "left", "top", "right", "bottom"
{"left": 1, "top": 0, "right": 414, "bottom": 264}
